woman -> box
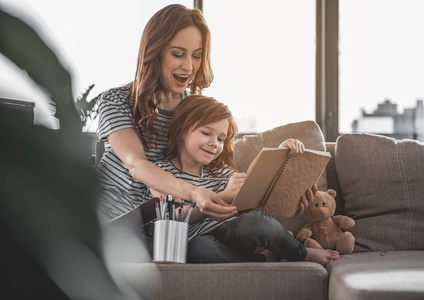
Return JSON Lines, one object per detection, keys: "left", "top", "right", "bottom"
{"left": 96, "top": 4, "right": 313, "bottom": 223}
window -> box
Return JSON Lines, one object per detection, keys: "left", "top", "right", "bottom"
{"left": 8, "top": 1, "right": 420, "bottom": 140}
{"left": 339, "top": 0, "right": 424, "bottom": 140}
{"left": 203, "top": 0, "right": 316, "bottom": 133}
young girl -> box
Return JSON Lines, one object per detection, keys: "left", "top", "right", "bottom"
{"left": 150, "top": 95, "right": 340, "bottom": 266}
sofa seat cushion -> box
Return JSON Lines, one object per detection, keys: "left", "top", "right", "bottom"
{"left": 335, "top": 133, "right": 424, "bottom": 251}
{"left": 111, "top": 262, "right": 328, "bottom": 300}
{"left": 327, "top": 251, "right": 424, "bottom": 300}
{"left": 234, "top": 120, "right": 328, "bottom": 235}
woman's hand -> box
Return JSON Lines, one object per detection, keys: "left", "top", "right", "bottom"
{"left": 278, "top": 139, "right": 305, "bottom": 158}
{"left": 189, "top": 187, "right": 238, "bottom": 222}
{"left": 218, "top": 173, "right": 246, "bottom": 203}
{"left": 296, "top": 184, "right": 318, "bottom": 215}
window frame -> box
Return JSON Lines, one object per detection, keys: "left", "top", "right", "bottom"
{"left": 316, "top": 0, "right": 339, "bottom": 142}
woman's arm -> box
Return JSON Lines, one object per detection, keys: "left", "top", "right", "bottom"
{"left": 108, "top": 128, "right": 237, "bottom": 221}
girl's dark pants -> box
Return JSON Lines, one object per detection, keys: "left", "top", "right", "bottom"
{"left": 187, "top": 209, "right": 307, "bottom": 263}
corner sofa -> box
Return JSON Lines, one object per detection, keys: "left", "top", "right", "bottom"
{"left": 105, "top": 121, "right": 424, "bottom": 300}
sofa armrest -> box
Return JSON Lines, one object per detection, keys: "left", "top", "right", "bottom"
{"left": 112, "top": 262, "right": 328, "bottom": 300}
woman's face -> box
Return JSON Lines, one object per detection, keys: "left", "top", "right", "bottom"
{"left": 159, "top": 26, "right": 203, "bottom": 97}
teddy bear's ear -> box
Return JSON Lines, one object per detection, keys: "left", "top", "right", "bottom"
{"left": 326, "top": 189, "right": 337, "bottom": 198}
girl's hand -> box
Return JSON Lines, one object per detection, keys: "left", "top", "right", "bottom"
{"left": 296, "top": 184, "right": 318, "bottom": 215}
{"left": 278, "top": 139, "right": 305, "bottom": 158}
{"left": 219, "top": 173, "right": 246, "bottom": 203}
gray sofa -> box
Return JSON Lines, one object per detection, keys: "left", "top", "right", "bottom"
{"left": 105, "top": 121, "right": 424, "bottom": 300}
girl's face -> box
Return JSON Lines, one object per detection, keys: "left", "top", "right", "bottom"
{"left": 159, "top": 26, "right": 202, "bottom": 97}
{"left": 180, "top": 119, "right": 229, "bottom": 173}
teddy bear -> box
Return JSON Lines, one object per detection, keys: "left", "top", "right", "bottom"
{"left": 296, "top": 189, "right": 355, "bottom": 254}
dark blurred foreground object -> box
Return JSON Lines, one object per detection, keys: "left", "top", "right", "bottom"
{"left": 0, "top": 106, "right": 131, "bottom": 299}
{"left": 0, "top": 8, "right": 135, "bottom": 300}
{"left": 0, "top": 8, "right": 81, "bottom": 136}
{"left": 0, "top": 98, "right": 35, "bottom": 125}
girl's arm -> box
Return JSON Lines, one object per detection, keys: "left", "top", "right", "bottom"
{"left": 108, "top": 128, "right": 237, "bottom": 221}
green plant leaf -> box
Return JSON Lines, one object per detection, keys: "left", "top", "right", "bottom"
{"left": 75, "top": 84, "right": 102, "bottom": 127}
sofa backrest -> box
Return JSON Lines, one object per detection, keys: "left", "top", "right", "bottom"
{"left": 335, "top": 133, "right": 424, "bottom": 252}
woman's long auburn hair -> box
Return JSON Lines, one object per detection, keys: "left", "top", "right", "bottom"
{"left": 165, "top": 95, "right": 238, "bottom": 174}
{"left": 130, "top": 4, "right": 213, "bottom": 147}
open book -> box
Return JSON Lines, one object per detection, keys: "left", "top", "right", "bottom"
{"left": 231, "top": 147, "right": 331, "bottom": 217}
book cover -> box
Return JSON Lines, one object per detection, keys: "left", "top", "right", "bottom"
{"left": 231, "top": 147, "right": 331, "bottom": 217}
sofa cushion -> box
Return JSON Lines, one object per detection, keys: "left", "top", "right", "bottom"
{"left": 112, "top": 262, "right": 328, "bottom": 300}
{"left": 234, "top": 120, "right": 328, "bottom": 234}
{"left": 335, "top": 133, "right": 424, "bottom": 251}
{"left": 327, "top": 251, "right": 424, "bottom": 300}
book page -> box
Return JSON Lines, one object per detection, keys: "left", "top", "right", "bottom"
{"left": 231, "top": 148, "right": 331, "bottom": 217}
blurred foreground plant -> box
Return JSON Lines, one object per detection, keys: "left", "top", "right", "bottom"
{"left": 0, "top": 8, "right": 132, "bottom": 300}
{"left": 74, "top": 84, "right": 102, "bottom": 131}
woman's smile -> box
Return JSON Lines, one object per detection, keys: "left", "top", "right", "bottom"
{"left": 173, "top": 74, "right": 190, "bottom": 84}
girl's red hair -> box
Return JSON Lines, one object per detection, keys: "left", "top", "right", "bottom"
{"left": 165, "top": 95, "right": 238, "bottom": 174}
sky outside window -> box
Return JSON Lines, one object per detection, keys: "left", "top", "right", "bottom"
{"left": 203, "top": 0, "right": 316, "bottom": 133}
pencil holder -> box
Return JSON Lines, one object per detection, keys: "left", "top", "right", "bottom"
{"left": 153, "top": 220, "right": 188, "bottom": 263}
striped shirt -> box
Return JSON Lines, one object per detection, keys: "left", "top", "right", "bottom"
{"left": 96, "top": 85, "right": 174, "bottom": 220}
{"left": 154, "top": 160, "right": 238, "bottom": 240}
